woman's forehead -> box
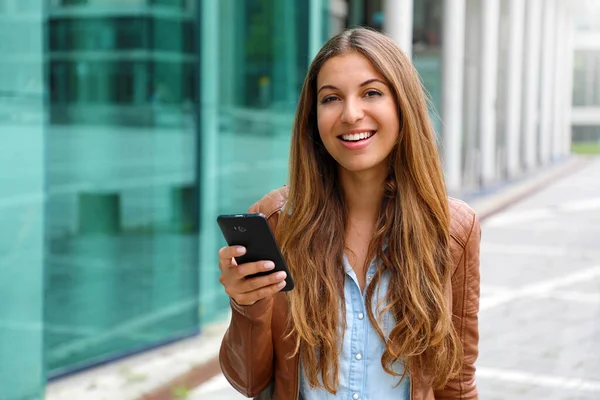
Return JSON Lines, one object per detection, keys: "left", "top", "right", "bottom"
{"left": 316, "top": 52, "right": 384, "bottom": 87}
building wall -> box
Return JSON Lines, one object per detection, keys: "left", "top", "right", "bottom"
{"left": 45, "top": 0, "right": 200, "bottom": 377}
{"left": 0, "top": 0, "right": 328, "bottom": 397}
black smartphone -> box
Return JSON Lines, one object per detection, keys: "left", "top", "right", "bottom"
{"left": 217, "top": 213, "right": 294, "bottom": 291}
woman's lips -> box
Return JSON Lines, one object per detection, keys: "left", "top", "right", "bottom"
{"left": 338, "top": 131, "right": 376, "bottom": 150}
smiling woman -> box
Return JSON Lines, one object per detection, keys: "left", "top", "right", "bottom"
{"left": 218, "top": 27, "right": 482, "bottom": 400}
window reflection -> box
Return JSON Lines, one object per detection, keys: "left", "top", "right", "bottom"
{"left": 45, "top": 1, "right": 200, "bottom": 376}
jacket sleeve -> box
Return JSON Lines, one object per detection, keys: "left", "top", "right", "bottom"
{"left": 435, "top": 210, "right": 482, "bottom": 400}
{"left": 219, "top": 191, "right": 286, "bottom": 397}
{"left": 219, "top": 296, "right": 275, "bottom": 398}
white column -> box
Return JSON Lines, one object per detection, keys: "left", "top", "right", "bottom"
{"left": 584, "top": 55, "right": 596, "bottom": 105}
{"left": 539, "top": 0, "right": 558, "bottom": 165}
{"left": 479, "top": 0, "right": 500, "bottom": 185}
{"left": 552, "top": 1, "right": 566, "bottom": 160}
{"left": 521, "top": 0, "right": 543, "bottom": 170}
{"left": 462, "top": 0, "right": 482, "bottom": 190}
{"left": 505, "top": 0, "right": 525, "bottom": 177}
{"left": 383, "top": 0, "right": 414, "bottom": 59}
{"left": 442, "top": 0, "right": 466, "bottom": 193}
{"left": 596, "top": 54, "right": 600, "bottom": 105}
{"left": 563, "top": 12, "right": 575, "bottom": 156}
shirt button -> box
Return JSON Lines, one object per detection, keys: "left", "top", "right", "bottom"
{"left": 357, "top": 313, "right": 364, "bottom": 320}
{"left": 353, "top": 394, "right": 359, "bottom": 400}
{"left": 355, "top": 353, "right": 362, "bottom": 360}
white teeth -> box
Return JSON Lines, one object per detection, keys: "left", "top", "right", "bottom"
{"left": 341, "top": 131, "right": 374, "bottom": 142}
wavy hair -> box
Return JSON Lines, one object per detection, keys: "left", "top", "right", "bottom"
{"left": 276, "top": 27, "right": 462, "bottom": 393}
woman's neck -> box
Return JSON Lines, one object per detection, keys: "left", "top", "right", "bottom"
{"left": 339, "top": 166, "right": 387, "bottom": 222}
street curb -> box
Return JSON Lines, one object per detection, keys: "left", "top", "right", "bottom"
{"left": 139, "top": 155, "right": 595, "bottom": 400}
{"left": 469, "top": 156, "right": 594, "bottom": 221}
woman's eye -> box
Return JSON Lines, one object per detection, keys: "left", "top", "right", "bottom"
{"left": 365, "top": 90, "right": 382, "bottom": 98}
{"left": 320, "top": 95, "right": 338, "bottom": 104}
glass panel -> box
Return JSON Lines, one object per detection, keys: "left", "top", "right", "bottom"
{"left": 45, "top": 9, "right": 199, "bottom": 376}
{"left": 49, "top": 18, "right": 149, "bottom": 52}
{"left": 198, "top": 0, "right": 318, "bottom": 323}
{"left": 0, "top": 0, "right": 46, "bottom": 398}
{"left": 412, "top": 0, "right": 443, "bottom": 134}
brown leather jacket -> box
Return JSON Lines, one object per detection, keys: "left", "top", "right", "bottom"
{"left": 220, "top": 187, "right": 482, "bottom": 400}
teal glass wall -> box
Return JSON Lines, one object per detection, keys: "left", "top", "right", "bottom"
{"left": 45, "top": 0, "right": 200, "bottom": 376}
{"left": 197, "top": 0, "right": 326, "bottom": 323}
{"left": 0, "top": 0, "right": 328, "bottom": 396}
{"left": 0, "top": 1, "right": 46, "bottom": 399}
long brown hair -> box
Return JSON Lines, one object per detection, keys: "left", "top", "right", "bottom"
{"left": 277, "top": 27, "right": 462, "bottom": 393}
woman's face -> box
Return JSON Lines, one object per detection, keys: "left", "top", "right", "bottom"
{"left": 316, "top": 51, "right": 400, "bottom": 175}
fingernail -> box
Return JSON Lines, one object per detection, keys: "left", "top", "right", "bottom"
{"left": 236, "top": 247, "right": 245, "bottom": 255}
{"left": 275, "top": 271, "right": 286, "bottom": 280}
{"left": 278, "top": 281, "right": 286, "bottom": 288}
{"left": 264, "top": 261, "right": 275, "bottom": 270}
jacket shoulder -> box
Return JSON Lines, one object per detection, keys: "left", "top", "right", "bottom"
{"left": 448, "top": 197, "right": 478, "bottom": 248}
{"left": 248, "top": 186, "right": 289, "bottom": 219}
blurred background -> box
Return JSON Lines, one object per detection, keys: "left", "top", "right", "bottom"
{"left": 0, "top": 0, "right": 599, "bottom": 399}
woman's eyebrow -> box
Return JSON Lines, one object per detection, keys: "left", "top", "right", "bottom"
{"left": 359, "top": 78, "right": 386, "bottom": 87}
{"left": 317, "top": 78, "right": 386, "bottom": 95}
{"left": 317, "top": 84, "right": 338, "bottom": 95}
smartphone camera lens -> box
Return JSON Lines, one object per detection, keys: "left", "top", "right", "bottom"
{"left": 237, "top": 226, "right": 246, "bottom": 233}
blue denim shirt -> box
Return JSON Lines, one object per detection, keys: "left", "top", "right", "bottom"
{"left": 299, "top": 255, "right": 410, "bottom": 400}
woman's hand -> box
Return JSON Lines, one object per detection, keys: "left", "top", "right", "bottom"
{"left": 218, "top": 246, "right": 287, "bottom": 306}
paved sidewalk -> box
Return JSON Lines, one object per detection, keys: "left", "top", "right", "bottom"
{"left": 45, "top": 156, "right": 595, "bottom": 400}
{"left": 475, "top": 158, "right": 600, "bottom": 399}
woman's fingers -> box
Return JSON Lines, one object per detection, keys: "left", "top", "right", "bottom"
{"left": 235, "top": 260, "right": 275, "bottom": 279}
{"left": 238, "top": 271, "right": 287, "bottom": 293}
{"left": 218, "top": 245, "right": 246, "bottom": 269}
{"left": 218, "top": 245, "right": 286, "bottom": 305}
{"left": 234, "top": 280, "right": 287, "bottom": 306}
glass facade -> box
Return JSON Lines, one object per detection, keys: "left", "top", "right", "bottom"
{"left": 45, "top": 0, "right": 200, "bottom": 377}
{"left": 0, "top": 0, "right": 328, "bottom": 398}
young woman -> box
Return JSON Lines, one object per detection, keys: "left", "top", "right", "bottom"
{"left": 218, "top": 27, "right": 481, "bottom": 400}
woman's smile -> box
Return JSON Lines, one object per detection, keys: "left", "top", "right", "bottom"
{"left": 338, "top": 129, "right": 377, "bottom": 149}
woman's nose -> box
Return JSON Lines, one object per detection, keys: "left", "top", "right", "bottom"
{"left": 340, "top": 98, "right": 365, "bottom": 125}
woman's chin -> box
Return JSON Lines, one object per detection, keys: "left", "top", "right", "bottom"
{"left": 338, "top": 159, "right": 387, "bottom": 175}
